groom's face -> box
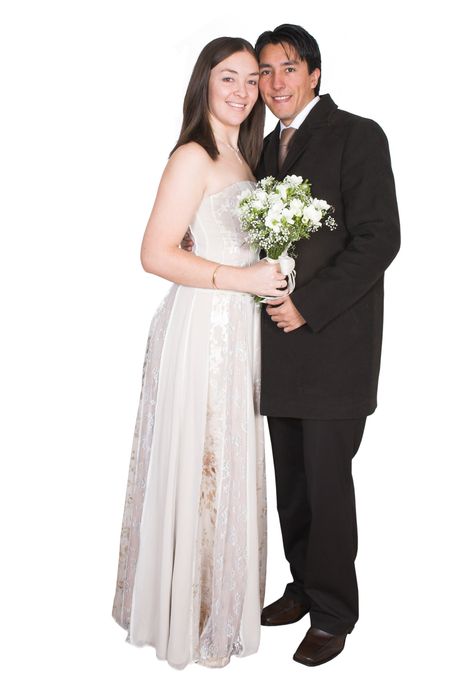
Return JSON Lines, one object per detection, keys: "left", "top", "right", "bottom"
{"left": 258, "top": 42, "right": 320, "bottom": 126}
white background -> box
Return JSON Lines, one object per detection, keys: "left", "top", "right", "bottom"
{"left": 1, "top": 0, "right": 449, "bottom": 678}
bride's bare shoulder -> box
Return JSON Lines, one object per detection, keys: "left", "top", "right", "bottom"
{"left": 156, "top": 142, "right": 213, "bottom": 202}
{"left": 168, "top": 141, "right": 213, "bottom": 170}
{"left": 159, "top": 142, "right": 214, "bottom": 196}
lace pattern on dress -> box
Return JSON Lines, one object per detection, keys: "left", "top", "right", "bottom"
{"left": 112, "top": 289, "right": 176, "bottom": 628}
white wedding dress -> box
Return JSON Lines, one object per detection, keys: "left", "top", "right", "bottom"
{"left": 112, "top": 180, "right": 267, "bottom": 669}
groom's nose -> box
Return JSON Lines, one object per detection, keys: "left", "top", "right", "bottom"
{"left": 271, "top": 70, "right": 286, "bottom": 91}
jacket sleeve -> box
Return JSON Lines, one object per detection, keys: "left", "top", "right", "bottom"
{"left": 291, "top": 118, "right": 401, "bottom": 332}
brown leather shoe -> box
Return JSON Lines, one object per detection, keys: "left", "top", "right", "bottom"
{"left": 261, "top": 595, "right": 309, "bottom": 626}
{"left": 293, "top": 627, "right": 349, "bottom": 666}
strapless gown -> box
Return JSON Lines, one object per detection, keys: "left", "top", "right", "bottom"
{"left": 112, "top": 180, "right": 267, "bottom": 669}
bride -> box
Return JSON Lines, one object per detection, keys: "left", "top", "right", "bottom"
{"left": 112, "top": 36, "right": 287, "bottom": 669}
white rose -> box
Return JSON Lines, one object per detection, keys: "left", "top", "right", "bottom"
{"left": 265, "top": 204, "right": 283, "bottom": 229}
{"left": 268, "top": 198, "right": 284, "bottom": 213}
{"left": 312, "top": 198, "right": 330, "bottom": 211}
{"left": 284, "top": 174, "right": 303, "bottom": 186}
{"left": 281, "top": 206, "right": 295, "bottom": 224}
{"left": 252, "top": 199, "right": 264, "bottom": 209}
{"left": 251, "top": 189, "right": 267, "bottom": 209}
{"left": 303, "top": 204, "right": 322, "bottom": 224}
{"left": 238, "top": 188, "right": 252, "bottom": 201}
{"left": 289, "top": 198, "right": 304, "bottom": 216}
{"left": 267, "top": 191, "right": 282, "bottom": 206}
{"left": 276, "top": 184, "right": 288, "bottom": 200}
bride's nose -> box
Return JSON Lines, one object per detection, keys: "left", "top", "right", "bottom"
{"left": 234, "top": 81, "right": 249, "bottom": 99}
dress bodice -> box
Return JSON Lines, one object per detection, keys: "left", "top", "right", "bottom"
{"left": 190, "top": 180, "right": 257, "bottom": 267}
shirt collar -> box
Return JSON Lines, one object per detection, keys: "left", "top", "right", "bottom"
{"left": 279, "top": 95, "right": 320, "bottom": 136}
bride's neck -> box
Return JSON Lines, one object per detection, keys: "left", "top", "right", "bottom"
{"left": 210, "top": 120, "right": 240, "bottom": 149}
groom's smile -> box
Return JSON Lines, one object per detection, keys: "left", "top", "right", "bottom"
{"left": 258, "top": 42, "right": 320, "bottom": 126}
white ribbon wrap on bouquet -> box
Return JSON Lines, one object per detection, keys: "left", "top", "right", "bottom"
{"left": 260, "top": 250, "right": 297, "bottom": 304}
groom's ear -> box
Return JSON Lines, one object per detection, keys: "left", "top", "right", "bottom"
{"left": 310, "top": 68, "right": 321, "bottom": 91}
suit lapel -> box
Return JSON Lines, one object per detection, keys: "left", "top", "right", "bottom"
{"left": 280, "top": 125, "right": 313, "bottom": 176}
{"left": 262, "top": 94, "right": 338, "bottom": 179}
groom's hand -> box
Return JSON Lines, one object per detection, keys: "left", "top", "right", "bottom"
{"left": 266, "top": 296, "right": 306, "bottom": 333}
{"left": 180, "top": 230, "right": 194, "bottom": 252}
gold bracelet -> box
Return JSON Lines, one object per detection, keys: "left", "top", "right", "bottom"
{"left": 212, "top": 264, "right": 222, "bottom": 289}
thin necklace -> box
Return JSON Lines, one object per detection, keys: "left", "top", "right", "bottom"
{"left": 216, "top": 138, "right": 243, "bottom": 165}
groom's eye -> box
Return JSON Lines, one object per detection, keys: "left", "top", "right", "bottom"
{"left": 286, "top": 67, "right": 296, "bottom": 73}
{"left": 260, "top": 69, "right": 270, "bottom": 76}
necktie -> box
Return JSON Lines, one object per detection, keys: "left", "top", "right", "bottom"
{"left": 278, "top": 126, "right": 296, "bottom": 170}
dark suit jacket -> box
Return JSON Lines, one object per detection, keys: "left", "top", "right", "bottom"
{"left": 257, "top": 94, "right": 400, "bottom": 419}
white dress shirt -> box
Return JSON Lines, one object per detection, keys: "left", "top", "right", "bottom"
{"left": 279, "top": 95, "right": 320, "bottom": 136}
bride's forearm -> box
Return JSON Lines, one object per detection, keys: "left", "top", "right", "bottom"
{"left": 141, "top": 246, "right": 247, "bottom": 292}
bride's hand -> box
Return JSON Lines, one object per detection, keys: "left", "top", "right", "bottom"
{"left": 244, "top": 260, "right": 288, "bottom": 298}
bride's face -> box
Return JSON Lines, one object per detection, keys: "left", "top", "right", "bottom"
{"left": 208, "top": 50, "right": 260, "bottom": 128}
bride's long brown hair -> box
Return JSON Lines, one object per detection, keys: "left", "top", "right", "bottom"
{"left": 170, "top": 37, "right": 265, "bottom": 174}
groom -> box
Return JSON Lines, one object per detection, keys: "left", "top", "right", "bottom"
{"left": 255, "top": 24, "right": 400, "bottom": 666}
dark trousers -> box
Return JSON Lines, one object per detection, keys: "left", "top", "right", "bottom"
{"left": 267, "top": 416, "right": 366, "bottom": 635}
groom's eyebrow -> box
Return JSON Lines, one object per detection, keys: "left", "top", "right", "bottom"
{"left": 259, "top": 60, "right": 300, "bottom": 68}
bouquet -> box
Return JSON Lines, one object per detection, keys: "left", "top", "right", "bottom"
{"left": 238, "top": 175, "right": 337, "bottom": 302}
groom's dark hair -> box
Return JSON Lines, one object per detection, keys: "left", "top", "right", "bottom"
{"left": 255, "top": 24, "right": 321, "bottom": 95}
